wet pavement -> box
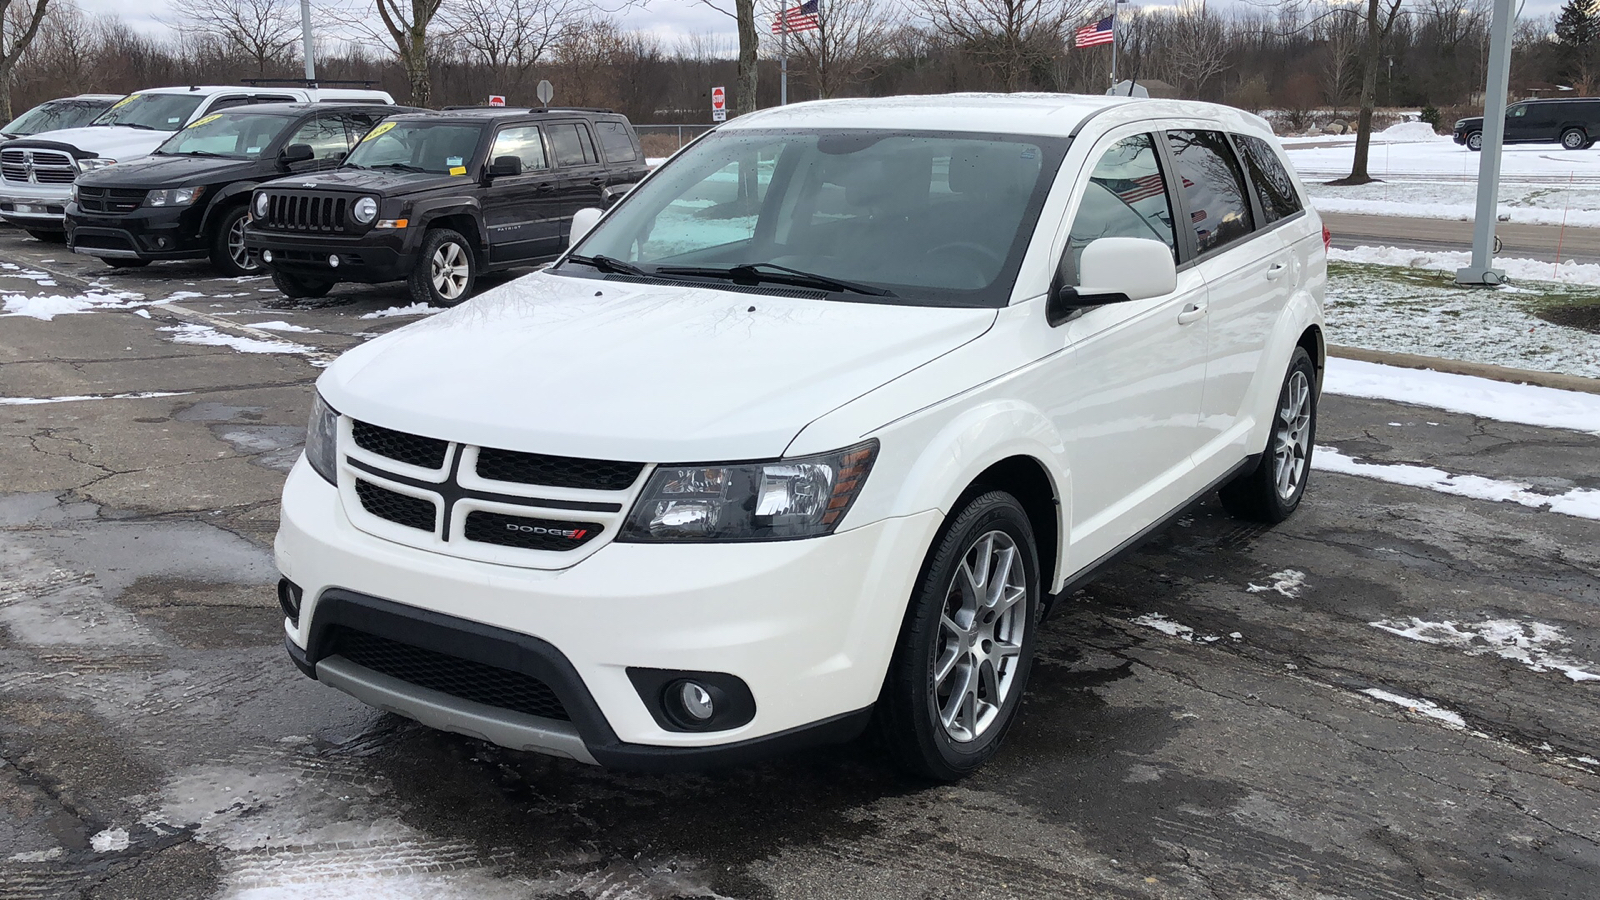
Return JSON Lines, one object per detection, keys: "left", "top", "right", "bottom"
{"left": 2, "top": 228, "right": 1599, "bottom": 899}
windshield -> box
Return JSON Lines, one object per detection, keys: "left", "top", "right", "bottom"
{"left": 343, "top": 121, "right": 483, "bottom": 174}
{"left": 91, "top": 93, "right": 206, "bottom": 131}
{"left": 157, "top": 112, "right": 291, "bottom": 158}
{"left": 565, "top": 129, "right": 1067, "bottom": 307}
{"left": 4, "top": 99, "right": 114, "bottom": 137}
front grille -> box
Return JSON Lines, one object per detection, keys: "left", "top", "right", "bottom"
{"left": 76, "top": 186, "right": 145, "bottom": 214}
{"left": 259, "top": 191, "right": 349, "bottom": 232}
{"left": 463, "top": 510, "right": 603, "bottom": 551}
{"left": 1, "top": 148, "right": 76, "bottom": 185}
{"left": 475, "top": 448, "right": 642, "bottom": 491}
{"left": 333, "top": 628, "right": 570, "bottom": 721}
{"left": 352, "top": 420, "right": 448, "bottom": 469}
{"left": 355, "top": 480, "right": 436, "bottom": 531}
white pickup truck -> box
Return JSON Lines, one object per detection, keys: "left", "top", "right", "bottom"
{"left": 0, "top": 84, "right": 394, "bottom": 238}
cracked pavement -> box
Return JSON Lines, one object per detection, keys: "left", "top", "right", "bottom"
{"left": 1, "top": 228, "right": 1598, "bottom": 899}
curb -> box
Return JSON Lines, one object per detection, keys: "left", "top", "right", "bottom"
{"left": 1329, "top": 344, "right": 1600, "bottom": 395}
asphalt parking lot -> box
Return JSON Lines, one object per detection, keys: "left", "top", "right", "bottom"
{"left": 3, "top": 229, "right": 1599, "bottom": 900}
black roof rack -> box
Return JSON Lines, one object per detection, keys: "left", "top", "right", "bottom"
{"left": 241, "top": 78, "right": 380, "bottom": 88}
{"left": 439, "top": 105, "right": 615, "bottom": 114}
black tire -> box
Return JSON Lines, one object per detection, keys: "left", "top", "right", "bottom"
{"left": 1562, "top": 128, "right": 1589, "bottom": 150}
{"left": 1466, "top": 131, "right": 1482, "bottom": 152}
{"left": 26, "top": 229, "right": 65, "bottom": 243}
{"left": 104, "top": 258, "right": 150, "bottom": 268}
{"left": 271, "top": 269, "right": 334, "bottom": 299}
{"left": 408, "top": 228, "right": 477, "bottom": 307}
{"left": 209, "top": 204, "right": 260, "bottom": 277}
{"left": 875, "top": 490, "right": 1041, "bottom": 781}
{"left": 1219, "top": 347, "right": 1318, "bottom": 523}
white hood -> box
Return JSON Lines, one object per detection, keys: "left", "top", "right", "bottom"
{"left": 320, "top": 272, "right": 997, "bottom": 462}
{"left": 22, "top": 125, "right": 170, "bottom": 160}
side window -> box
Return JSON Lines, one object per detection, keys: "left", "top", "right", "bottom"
{"left": 595, "top": 121, "right": 638, "bottom": 163}
{"left": 489, "top": 126, "right": 548, "bottom": 171}
{"left": 547, "top": 124, "right": 586, "bottom": 167}
{"left": 1165, "top": 130, "right": 1255, "bottom": 255}
{"left": 253, "top": 95, "right": 298, "bottom": 105}
{"left": 341, "top": 113, "right": 381, "bottom": 146}
{"left": 1509, "top": 105, "right": 1527, "bottom": 118}
{"left": 1235, "top": 135, "right": 1302, "bottom": 225}
{"left": 208, "top": 96, "right": 251, "bottom": 112}
{"left": 287, "top": 115, "right": 352, "bottom": 161}
{"left": 1063, "top": 133, "right": 1177, "bottom": 286}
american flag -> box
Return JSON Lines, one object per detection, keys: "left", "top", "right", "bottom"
{"left": 1074, "top": 16, "right": 1114, "bottom": 48}
{"left": 1116, "top": 174, "right": 1165, "bottom": 203}
{"left": 772, "top": 0, "right": 821, "bottom": 33}
{"left": 1192, "top": 209, "right": 1208, "bottom": 222}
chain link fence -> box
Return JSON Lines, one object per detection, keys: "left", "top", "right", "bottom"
{"left": 633, "top": 124, "right": 717, "bottom": 160}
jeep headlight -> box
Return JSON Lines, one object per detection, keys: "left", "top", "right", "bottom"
{"left": 77, "top": 157, "right": 115, "bottom": 173}
{"left": 353, "top": 196, "right": 378, "bottom": 224}
{"left": 304, "top": 393, "right": 339, "bottom": 485}
{"left": 144, "top": 186, "right": 204, "bottom": 207}
{"left": 618, "top": 441, "right": 877, "bottom": 542}
{"left": 253, "top": 192, "right": 269, "bottom": 218}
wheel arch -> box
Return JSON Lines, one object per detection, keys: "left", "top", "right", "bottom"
{"left": 199, "top": 182, "right": 259, "bottom": 233}
{"left": 963, "top": 455, "right": 1060, "bottom": 598}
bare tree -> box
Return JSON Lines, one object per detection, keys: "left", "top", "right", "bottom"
{"left": 0, "top": 0, "right": 52, "bottom": 120}
{"left": 1144, "top": 0, "right": 1229, "bottom": 97}
{"left": 440, "top": 0, "right": 584, "bottom": 98}
{"left": 1318, "top": 5, "right": 1359, "bottom": 116}
{"left": 778, "top": 0, "right": 893, "bottom": 98}
{"left": 695, "top": 0, "right": 759, "bottom": 115}
{"left": 919, "top": 0, "right": 1092, "bottom": 91}
{"left": 1341, "top": 0, "right": 1403, "bottom": 183}
{"left": 174, "top": 0, "right": 300, "bottom": 76}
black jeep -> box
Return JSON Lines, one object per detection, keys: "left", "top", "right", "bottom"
{"left": 244, "top": 108, "right": 648, "bottom": 305}
{"left": 65, "top": 103, "right": 421, "bottom": 276}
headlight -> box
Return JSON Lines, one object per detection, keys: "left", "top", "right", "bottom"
{"left": 68, "top": 184, "right": 78, "bottom": 203}
{"left": 77, "top": 157, "right": 115, "bottom": 173}
{"left": 353, "top": 196, "right": 378, "bottom": 224}
{"left": 304, "top": 393, "right": 339, "bottom": 485}
{"left": 618, "top": 441, "right": 877, "bottom": 542}
{"left": 254, "top": 192, "right": 269, "bottom": 217}
{"left": 144, "top": 186, "right": 204, "bottom": 207}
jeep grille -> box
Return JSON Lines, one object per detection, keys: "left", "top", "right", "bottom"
{"left": 258, "top": 191, "right": 350, "bottom": 232}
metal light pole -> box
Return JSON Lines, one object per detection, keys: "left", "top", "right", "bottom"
{"left": 301, "top": 0, "right": 316, "bottom": 82}
{"left": 1455, "top": 0, "right": 1515, "bottom": 286}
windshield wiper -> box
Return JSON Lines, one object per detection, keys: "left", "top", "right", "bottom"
{"left": 566, "top": 254, "right": 649, "bottom": 277}
{"left": 654, "top": 261, "right": 893, "bottom": 296}
{"left": 177, "top": 150, "right": 223, "bottom": 157}
{"left": 372, "top": 162, "right": 425, "bottom": 173}
{"left": 109, "top": 122, "right": 156, "bottom": 131}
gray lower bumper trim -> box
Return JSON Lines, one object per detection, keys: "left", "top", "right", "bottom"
{"left": 316, "top": 655, "right": 598, "bottom": 765}
{"left": 72, "top": 246, "right": 139, "bottom": 258}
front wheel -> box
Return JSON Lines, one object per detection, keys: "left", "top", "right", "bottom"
{"left": 271, "top": 269, "right": 333, "bottom": 299}
{"left": 1219, "top": 347, "right": 1318, "bottom": 523}
{"left": 409, "top": 228, "right": 477, "bottom": 307}
{"left": 1466, "top": 131, "right": 1483, "bottom": 152}
{"left": 209, "top": 204, "right": 260, "bottom": 277}
{"left": 875, "top": 490, "right": 1040, "bottom": 781}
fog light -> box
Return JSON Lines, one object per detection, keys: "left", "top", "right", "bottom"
{"left": 328, "top": 254, "right": 340, "bottom": 268}
{"left": 156, "top": 237, "right": 168, "bottom": 248}
{"left": 675, "top": 681, "right": 714, "bottom": 722}
{"left": 277, "top": 578, "right": 303, "bottom": 625}
{"left": 262, "top": 250, "right": 273, "bottom": 263}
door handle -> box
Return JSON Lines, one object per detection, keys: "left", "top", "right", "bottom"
{"left": 589, "top": 177, "right": 607, "bottom": 186}
{"left": 1177, "top": 302, "right": 1207, "bottom": 325}
{"left": 1266, "top": 262, "right": 1288, "bottom": 280}
{"left": 536, "top": 182, "right": 555, "bottom": 192}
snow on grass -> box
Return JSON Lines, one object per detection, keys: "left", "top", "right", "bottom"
{"left": 1130, "top": 613, "right": 1222, "bottom": 643}
{"left": 1322, "top": 358, "right": 1600, "bottom": 434}
{"left": 249, "top": 320, "right": 321, "bottom": 333}
{"left": 1, "top": 290, "right": 146, "bottom": 320}
{"left": 160, "top": 323, "right": 313, "bottom": 355}
{"left": 1331, "top": 245, "right": 1600, "bottom": 287}
{"left": 1285, "top": 134, "right": 1600, "bottom": 181}
{"left": 1246, "top": 569, "right": 1307, "bottom": 598}
{"left": 90, "top": 827, "right": 130, "bottom": 853}
{"left": 0, "top": 391, "right": 188, "bottom": 406}
{"left": 1360, "top": 688, "right": 1467, "bottom": 727}
{"left": 1314, "top": 446, "right": 1600, "bottom": 520}
{"left": 360, "top": 303, "right": 440, "bottom": 319}
{"left": 1370, "top": 617, "right": 1600, "bottom": 683}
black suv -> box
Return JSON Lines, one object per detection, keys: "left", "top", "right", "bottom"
{"left": 245, "top": 108, "right": 648, "bottom": 305}
{"left": 1454, "top": 98, "right": 1600, "bottom": 151}
{"left": 65, "top": 103, "right": 421, "bottom": 275}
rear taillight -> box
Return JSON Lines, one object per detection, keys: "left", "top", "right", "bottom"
{"left": 1322, "top": 224, "right": 1331, "bottom": 250}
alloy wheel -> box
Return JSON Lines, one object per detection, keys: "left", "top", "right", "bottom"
{"left": 933, "top": 530, "right": 1027, "bottom": 744}
{"left": 228, "top": 216, "right": 256, "bottom": 272}
{"left": 431, "top": 241, "right": 470, "bottom": 300}
{"left": 1273, "top": 370, "right": 1312, "bottom": 501}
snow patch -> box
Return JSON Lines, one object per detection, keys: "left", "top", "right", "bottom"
{"left": 91, "top": 827, "right": 130, "bottom": 853}
{"left": 1331, "top": 245, "right": 1600, "bottom": 287}
{"left": 1322, "top": 358, "right": 1600, "bottom": 435}
{"left": 1246, "top": 569, "right": 1306, "bottom": 598}
{"left": 1371, "top": 616, "right": 1600, "bottom": 683}
{"left": 1, "top": 291, "right": 146, "bottom": 320}
{"left": 0, "top": 391, "right": 188, "bottom": 406}
{"left": 249, "top": 320, "right": 321, "bottom": 333}
{"left": 1130, "top": 613, "right": 1221, "bottom": 643}
{"left": 1314, "top": 446, "right": 1600, "bottom": 520}
{"left": 1361, "top": 688, "right": 1466, "bottom": 727}
{"left": 7, "top": 847, "right": 63, "bottom": 862}
{"left": 360, "top": 303, "right": 440, "bottom": 319}
{"left": 160, "top": 323, "right": 313, "bottom": 356}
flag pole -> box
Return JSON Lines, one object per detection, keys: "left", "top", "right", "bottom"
{"left": 1110, "top": 2, "right": 1118, "bottom": 88}
{"left": 780, "top": 14, "right": 789, "bottom": 106}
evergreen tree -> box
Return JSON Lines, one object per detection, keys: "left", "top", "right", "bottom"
{"left": 1555, "top": 0, "right": 1600, "bottom": 91}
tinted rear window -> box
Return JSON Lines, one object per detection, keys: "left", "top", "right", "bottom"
{"left": 1235, "top": 134, "right": 1303, "bottom": 225}
{"left": 595, "top": 121, "right": 638, "bottom": 163}
{"left": 1165, "top": 130, "right": 1255, "bottom": 255}
{"left": 548, "top": 123, "right": 598, "bottom": 166}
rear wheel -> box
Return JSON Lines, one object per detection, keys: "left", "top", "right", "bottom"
{"left": 409, "top": 228, "right": 477, "bottom": 307}
{"left": 103, "top": 258, "right": 149, "bottom": 269}
{"left": 209, "top": 204, "right": 260, "bottom": 277}
{"left": 1561, "top": 128, "right": 1588, "bottom": 150}
{"left": 271, "top": 269, "right": 334, "bottom": 299}
{"left": 1219, "top": 347, "right": 1318, "bottom": 523}
{"left": 1466, "top": 131, "right": 1483, "bottom": 151}
{"left": 875, "top": 490, "right": 1040, "bottom": 781}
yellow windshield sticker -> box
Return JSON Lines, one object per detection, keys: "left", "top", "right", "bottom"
{"left": 449, "top": 166, "right": 466, "bottom": 176}
{"left": 361, "top": 120, "right": 397, "bottom": 143}
{"left": 187, "top": 114, "right": 223, "bottom": 129}
{"left": 111, "top": 94, "right": 138, "bottom": 109}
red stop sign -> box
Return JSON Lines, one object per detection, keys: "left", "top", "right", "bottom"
{"left": 711, "top": 86, "right": 726, "bottom": 111}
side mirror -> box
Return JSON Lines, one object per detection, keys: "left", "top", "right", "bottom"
{"left": 487, "top": 155, "right": 522, "bottom": 178}
{"left": 569, "top": 207, "right": 604, "bottom": 246}
{"left": 281, "top": 143, "right": 315, "bottom": 165}
{"left": 602, "top": 183, "right": 635, "bottom": 208}
{"left": 1047, "top": 237, "right": 1177, "bottom": 326}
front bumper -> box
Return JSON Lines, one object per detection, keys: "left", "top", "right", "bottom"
{"left": 0, "top": 182, "right": 71, "bottom": 228}
{"left": 275, "top": 460, "right": 942, "bottom": 769}
{"left": 65, "top": 203, "right": 207, "bottom": 261}
{"left": 246, "top": 226, "right": 413, "bottom": 283}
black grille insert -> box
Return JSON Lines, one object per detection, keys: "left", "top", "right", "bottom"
{"left": 352, "top": 420, "right": 448, "bottom": 469}
{"left": 261, "top": 191, "right": 350, "bottom": 232}
{"left": 333, "top": 628, "right": 570, "bottom": 721}
{"left": 355, "top": 480, "right": 437, "bottom": 531}
{"left": 463, "top": 510, "right": 602, "bottom": 551}
{"left": 475, "top": 448, "right": 642, "bottom": 491}
{"left": 76, "top": 186, "right": 146, "bottom": 214}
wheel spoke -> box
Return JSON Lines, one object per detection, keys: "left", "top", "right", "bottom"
{"left": 986, "top": 545, "right": 1016, "bottom": 607}
{"left": 933, "top": 644, "right": 960, "bottom": 684}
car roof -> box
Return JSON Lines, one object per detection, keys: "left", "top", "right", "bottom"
{"left": 205, "top": 102, "right": 427, "bottom": 117}
{"left": 57, "top": 94, "right": 123, "bottom": 103}
{"left": 131, "top": 85, "right": 392, "bottom": 101}
{"left": 724, "top": 93, "right": 1274, "bottom": 140}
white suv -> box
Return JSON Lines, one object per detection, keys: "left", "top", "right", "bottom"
{"left": 276, "top": 94, "right": 1326, "bottom": 779}
{"left": 0, "top": 84, "right": 394, "bottom": 236}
